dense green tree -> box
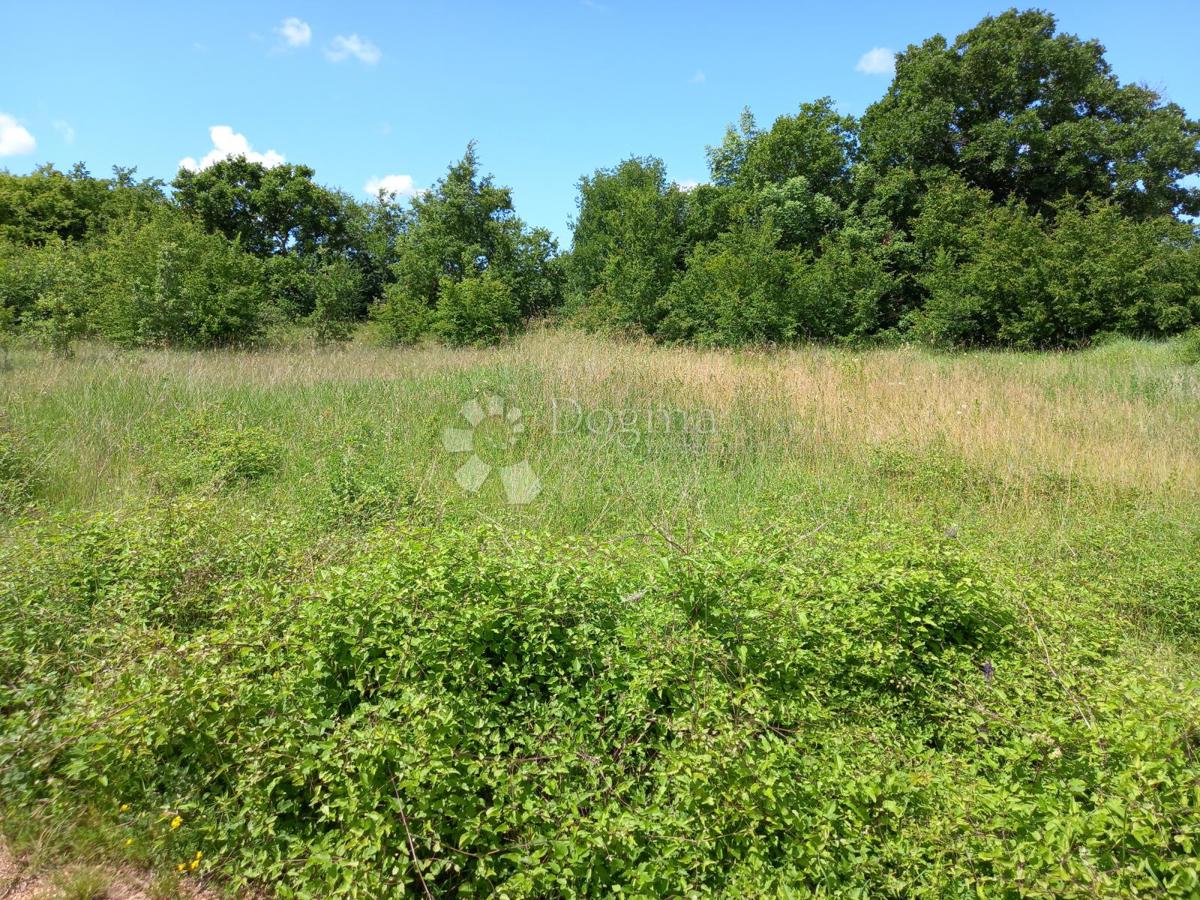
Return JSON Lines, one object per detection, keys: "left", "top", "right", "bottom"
{"left": 432, "top": 271, "right": 521, "bottom": 346}
{"left": 91, "top": 208, "right": 267, "bottom": 348}
{"left": 658, "top": 219, "right": 798, "bottom": 346}
{"left": 172, "top": 157, "right": 350, "bottom": 257}
{"left": 566, "top": 156, "right": 685, "bottom": 333}
{"left": 0, "top": 164, "right": 165, "bottom": 245}
{"left": 391, "top": 143, "right": 520, "bottom": 306}
{"left": 735, "top": 99, "right": 858, "bottom": 205}
{"left": 911, "top": 194, "right": 1199, "bottom": 347}
{"left": 374, "top": 144, "right": 560, "bottom": 344}
{"left": 860, "top": 8, "right": 1200, "bottom": 218}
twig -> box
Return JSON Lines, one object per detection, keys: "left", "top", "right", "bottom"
{"left": 392, "top": 775, "right": 433, "bottom": 899}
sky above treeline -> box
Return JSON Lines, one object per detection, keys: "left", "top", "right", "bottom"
{"left": 2, "top": 0, "right": 1198, "bottom": 239}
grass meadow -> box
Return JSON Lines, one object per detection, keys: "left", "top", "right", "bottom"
{"left": 2, "top": 330, "right": 1199, "bottom": 896}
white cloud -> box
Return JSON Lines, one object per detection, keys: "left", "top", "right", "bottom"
{"left": 326, "top": 34, "right": 381, "bottom": 65}
{"left": 179, "top": 125, "right": 285, "bottom": 172}
{"left": 673, "top": 180, "right": 701, "bottom": 193}
{"left": 364, "top": 174, "right": 422, "bottom": 198}
{"left": 276, "top": 17, "right": 312, "bottom": 49}
{"left": 689, "top": 70, "right": 706, "bottom": 85}
{"left": 53, "top": 120, "right": 75, "bottom": 144}
{"left": 856, "top": 47, "right": 895, "bottom": 76}
{"left": 0, "top": 114, "right": 36, "bottom": 157}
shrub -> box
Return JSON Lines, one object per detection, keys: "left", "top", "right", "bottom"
{"left": 658, "top": 220, "right": 798, "bottom": 345}
{"left": 6, "top": 516, "right": 1199, "bottom": 895}
{"left": 324, "top": 450, "right": 418, "bottom": 525}
{"left": 307, "top": 257, "right": 363, "bottom": 346}
{"left": 372, "top": 282, "right": 431, "bottom": 345}
{"left": 0, "top": 238, "right": 91, "bottom": 354}
{"left": 158, "top": 417, "right": 282, "bottom": 491}
{"left": 91, "top": 210, "right": 267, "bottom": 348}
{"left": 790, "top": 222, "right": 899, "bottom": 340}
{"left": 1172, "top": 326, "right": 1200, "bottom": 365}
{"left": 432, "top": 271, "right": 520, "bottom": 346}
{"left": 566, "top": 157, "right": 684, "bottom": 334}
{"left": 911, "top": 193, "right": 1200, "bottom": 348}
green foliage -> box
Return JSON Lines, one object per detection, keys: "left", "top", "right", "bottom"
{"left": 860, "top": 9, "right": 1200, "bottom": 219}
{"left": 791, "top": 221, "right": 900, "bottom": 339}
{"left": 172, "top": 157, "right": 349, "bottom": 258}
{"left": 658, "top": 219, "right": 799, "bottom": 345}
{"left": 566, "top": 157, "right": 684, "bottom": 334}
{"left": 0, "top": 425, "right": 36, "bottom": 514}
{"left": 1172, "top": 327, "right": 1200, "bottom": 365}
{"left": 386, "top": 143, "right": 561, "bottom": 344}
{"left": 3, "top": 509, "right": 1199, "bottom": 896}
{"left": 732, "top": 98, "right": 858, "bottom": 205}
{"left": 911, "top": 193, "right": 1200, "bottom": 348}
{"left": 159, "top": 418, "right": 281, "bottom": 492}
{"left": 372, "top": 282, "right": 431, "bottom": 345}
{"left": 0, "top": 163, "right": 166, "bottom": 245}
{"left": 432, "top": 271, "right": 520, "bottom": 346}
{"left": 307, "top": 257, "right": 363, "bottom": 346}
{"left": 91, "top": 210, "right": 267, "bottom": 348}
{"left": 324, "top": 448, "right": 418, "bottom": 526}
{"left": 0, "top": 237, "right": 85, "bottom": 327}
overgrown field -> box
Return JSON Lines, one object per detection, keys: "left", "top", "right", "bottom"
{"left": 2, "top": 330, "right": 1200, "bottom": 896}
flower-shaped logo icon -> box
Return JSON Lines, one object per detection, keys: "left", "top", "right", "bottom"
{"left": 441, "top": 395, "right": 541, "bottom": 504}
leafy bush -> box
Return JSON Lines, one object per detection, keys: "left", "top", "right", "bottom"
{"left": 565, "top": 157, "right": 684, "bottom": 334}
{"left": 307, "top": 257, "right": 363, "bottom": 346}
{"left": 791, "top": 221, "right": 900, "bottom": 340}
{"left": 1172, "top": 326, "right": 1200, "bottom": 365}
{"left": 324, "top": 449, "right": 418, "bottom": 525}
{"left": 658, "top": 220, "right": 799, "bottom": 345}
{"left": 158, "top": 417, "right": 282, "bottom": 491}
{"left": 91, "top": 210, "right": 267, "bottom": 348}
{"left": 0, "top": 238, "right": 91, "bottom": 353}
{"left": 910, "top": 195, "right": 1200, "bottom": 348}
{"left": 432, "top": 272, "right": 520, "bottom": 346}
{"left": 372, "top": 282, "right": 431, "bottom": 345}
{"left": 4, "top": 509, "right": 1199, "bottom": 896}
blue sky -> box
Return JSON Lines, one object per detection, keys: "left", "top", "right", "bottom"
{"left": 2, "top": 1, "right": 1198, "bottom": 240}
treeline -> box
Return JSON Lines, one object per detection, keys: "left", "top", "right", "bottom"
{"left": 2, "top": 8, "right": 1199, "bottom": 353}
{"left": 566, "top": 9, "right": 1200, "bottom": 349}
{"left": 0, "top": 144, "right": 559, "bottom": 352}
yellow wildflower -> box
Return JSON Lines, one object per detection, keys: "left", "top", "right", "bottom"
{"left": 119, "top": 803, "right": 129, "bottom": 812}
{"left": 170, "top": 815, "right": 183, "bottom": 830}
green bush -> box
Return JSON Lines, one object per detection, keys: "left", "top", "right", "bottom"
{"left": 432, "top": 271, "right": 520, "bottom": 346}
{"left": 4, "top": 515, "right": 1199, "bottom": 895}
{"left": 791, "top": 222, "right": 899, "bottom": 340}
{"left": 372, "top": 282, "right": 431, "bottom": 345}
{"left": 1172, "top": 326, "right": 1200, "bottom": 365}
{"left": 910, "top": 194, "right": 1200, "bottom": 348}
{"left": 307, "top": 257, "right": 363, "bottom": 346}
{"left": 324, "top": 449, "right": 418, "bottom": 525}
{"left": 0, "top": 238, "right": 91, "bottom": 353}
{"left": 157, "top": 417, "right": 282, "bottom": 491}
{"left": 91, "top": 210, "right": 267, "bottom": 348}
{"left": 658, "top": 220, "right": 798, "bottom": 345}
